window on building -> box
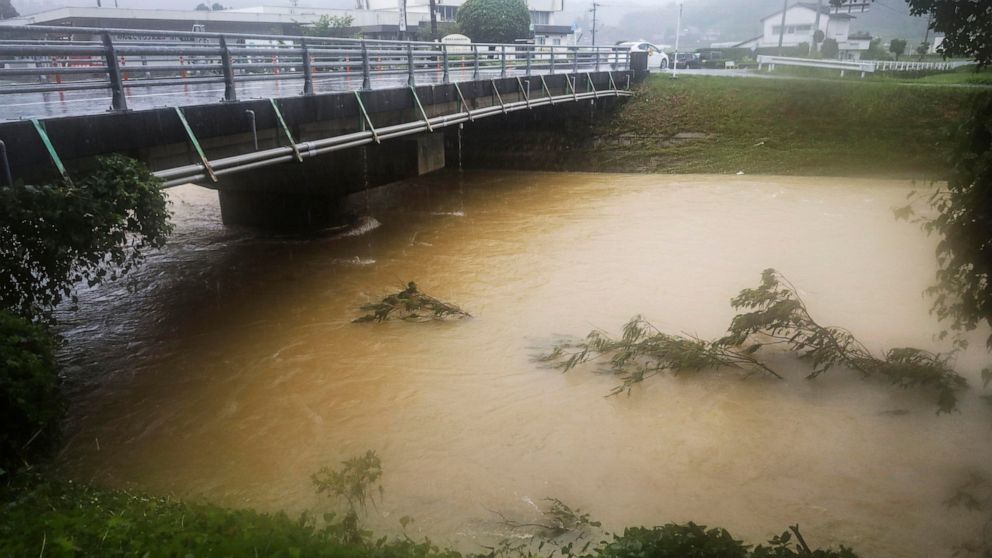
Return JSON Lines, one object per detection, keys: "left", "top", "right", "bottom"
{"left": 529, "top": 10, "right": 550, "bottom": 24}
{"left": 436, "top": 5, "right": 457, "bottom": 21}
{"left": 552, "top": 37, "right": 561, "bottom": 45}
{"left": 536, "top": 36, "right": 547, "bottom": 45}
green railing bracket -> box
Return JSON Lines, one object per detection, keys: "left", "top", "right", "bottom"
{"left": 269, "top": 98, "right": 302, "bottom": 162}
{"left": 409, "top": 85, "right": 434, "bottom": 132}
{"left": 174, "top": 107, "right": 218, "bottom": 183}
{"left": 540, "top": 75, "right": 555, "bottom": 106}
{"left": 516, "top": 77, "right": 531, "bottom": 109}
{"left": 453, "top": 82, "right": 474, "bottom": 121}
{"left": 490, "top": 79, "right": 506, "bottom": 114}
{"left": 353, "top": 91, "right": 380, "bottom": 143}
{"left": 585, "top": 72, "right": 597, "bottom": 94}
{"left": 30, "top": 118, "right": 70, "bottom": 183}
{"left": 608, "top": 72, "right": 619, "bottom": 96}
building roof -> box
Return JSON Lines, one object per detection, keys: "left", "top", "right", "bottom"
{"left": 759, "top": 2, "right": 857, "bottom": 22}
{"left": 0, "top": 6, "right": 396, "bottom": 28}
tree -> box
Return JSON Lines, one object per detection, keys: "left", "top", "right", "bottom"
{"left": 820, "top": 37, "right": 839, "bottom": 59}
{"left": 905, "top": 0, "right": 992, "bottom": 66}
{"left": 906, "top": 97, "right": 992, "bottom": 350}
{"left": 195, "top": 3, "right": 210, "bottom": 10}
{"left": 915, "top": 40, "right": 929, "bottom": 58}
{"left": 0, "top": 0, "right": 18, "bottom": 19}
{"left": 211, "top": 2, "right": 224, "bottom": 9}
{"left": 0, "top": 155, "right": 172, "bottom": 320}
{"left": 889, "top": 38, "right": 907, "bottom": 60}
{"left": 455, "top": 0, "right": 531, "bottom": 44}
{"left": 303, "top": 14, "right": 355, "bottom": 37}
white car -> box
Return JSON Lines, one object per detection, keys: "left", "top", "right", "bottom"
{"left": 617, "top": 41, "right": 670, "bottom": 70}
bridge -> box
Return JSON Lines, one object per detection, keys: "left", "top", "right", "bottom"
{"left": 0, "top": 25, "right": 645, "bottom": 229}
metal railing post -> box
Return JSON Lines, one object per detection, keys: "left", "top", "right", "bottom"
{"left": 442, "top": 44, "right": 450, "bottom": 84}
{"left": 218, "top": 35, "right": 237, "bottom": 101}
{"left": 101, "top": 31, "right": 128, "bottom": 111}
{"left": 572, "top": 46, "right": 578, "bottom": 75}
{"left": 595, "top": 47, "right": 601, "bottom": 71}
{"left": 301, "top": 38, "right": 314, "bottom": 95}
{"left": 500, "top": 45, "right": 507, "bottom": 77}
{"left": 473, "top": 45, "right": 480, "bottom": 80}
{"left": 407, "top": 43, "right": 415, "bottom": 86}
{"left": 526, "top": 47, "right": 532, "bottom": 76}
{"left": 550, "top": 47, "right": 556, "bottom": 74}
{"left": 361, "top": 40, "right": 372, "bottom": 90}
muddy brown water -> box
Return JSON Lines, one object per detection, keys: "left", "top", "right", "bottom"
{"left": 56, "top": 171, "right": 992, "bottom": 557}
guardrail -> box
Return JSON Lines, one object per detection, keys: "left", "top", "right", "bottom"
{"left": 757, "top": 55, "right": 874, "bottom": 77}
{"left": 757, "top": 55, "right": 973, "bottom": 78}
{"left": 0, "top": 24, "right": 631, "bottom": 112}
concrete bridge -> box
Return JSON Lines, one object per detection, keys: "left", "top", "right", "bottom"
{"left": 0, "top": 25, "right": 646, "bottom": 229}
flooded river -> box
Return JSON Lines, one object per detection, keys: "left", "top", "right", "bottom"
{"left": 57, "top": 171, "right": 992, "bottom": 557}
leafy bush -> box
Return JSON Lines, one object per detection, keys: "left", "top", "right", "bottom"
{"left": 820, "top": 38, "right": 839, "bottom": 59}
{"left": 0, "top": 311, "right": 62, "bottom": 475}
{"left": 0, "top": 155, "right": 172, "bottom": 320}
{"left": 354, "top": 282, "right": 470, "bottom": 322}
{"left": 455, "top": 0, "right": 530, "bottom": 44}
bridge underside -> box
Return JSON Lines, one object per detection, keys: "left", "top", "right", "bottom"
{"left": 0, "top": 70, "right": 636, "bottom": 230}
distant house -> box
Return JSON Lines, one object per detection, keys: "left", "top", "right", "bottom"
{"left": 732, "top": 2, "right": 871, "bottom": 60}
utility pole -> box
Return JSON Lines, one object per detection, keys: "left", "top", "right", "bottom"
{"left": 811, "top": 0, "right": 822, "bottom": 55}
{"left": 590, "top": 2, "right": 599, "bottom": 45}
{"left": 919, "top": 11, "right": 932, "bottom": 61}
{"left": 776, "top": 0, "right": 788, "bottom": 56}
{"left": 671, "top": 0, "right": 682, "bottom": 78}
{"left": 429, "top": 0, "right": 438, "bottom": 40}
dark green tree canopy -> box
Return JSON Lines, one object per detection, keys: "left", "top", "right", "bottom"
{"left": 889, "top": 38, "right": 907, "bottom": 60}
{"left": 455, "top": 0, "right": 531, "bottom": 44}
{"left": 0, "top": 0, "right": 18, "bottom": 19}
{"left": 820, "top": 38, "right": 839, "bottom": 59}
{"left": 195, "top": 3, "right": 210, "bottom": 10}
{"left": 906, "top": 0, "right": 992, "bottom": 66}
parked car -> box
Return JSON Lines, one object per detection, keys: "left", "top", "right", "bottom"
{"left": 672, "top": 52, "right": 702, "bottom": 69}
{"left": 617, "top": 41, "right": 670, "bottom": 70}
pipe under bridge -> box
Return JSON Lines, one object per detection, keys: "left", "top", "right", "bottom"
{"left": 0, "top": 25, "right": 646, "bottom": 229}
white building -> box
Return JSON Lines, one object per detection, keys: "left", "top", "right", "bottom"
{"left": 734, "top": 2, "right": 870, "bottom": 60}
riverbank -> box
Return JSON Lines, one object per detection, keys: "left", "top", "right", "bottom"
{"left": 461, "top": 74, "right": 989, "bottom": 178}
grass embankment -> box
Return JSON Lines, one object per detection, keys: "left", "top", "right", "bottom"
{"left": 594, "top": 74, "right": 988, "bottom": 177}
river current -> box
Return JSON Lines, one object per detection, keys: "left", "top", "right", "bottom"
{"left": 56, "top": 171, "right": 992, "bottom": 557}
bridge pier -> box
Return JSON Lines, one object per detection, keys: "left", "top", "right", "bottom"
{"left": 214, "top": 132, "right": 445, "bottom": 230}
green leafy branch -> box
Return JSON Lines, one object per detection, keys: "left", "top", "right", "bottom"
{"left": 354, "top": 282, "right": 471, "bottom": 323}
{"left": 544, "top": 269, "right": 970, "bottom": 412}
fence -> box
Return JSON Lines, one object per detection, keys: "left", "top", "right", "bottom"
{"left": 756, "top": 55, "right": 973, "bottom": 78}
{"left": 0, "top": 24, "right": 631, "bottom": 112}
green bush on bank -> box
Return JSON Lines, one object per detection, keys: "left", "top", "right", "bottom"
{"left": 0, "top": 311, "right": 63, "bottom": 476}
{"left": 0, "top": 475, "right": 862, "bottom": 558}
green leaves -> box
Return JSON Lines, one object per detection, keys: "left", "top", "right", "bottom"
{"left": 354, "top": 282, "right": 471, "bottom": 323}
{"left": 0, "top": 155, "right": 172, "bottom": 321}
{"left": 312, "top": 450, "right": 383, "bottom": 514}
{"left": 455, "top": 0, "right": 531, "bottom": 44}
{"left": 546, "top": 269, "right": 970, "bottom": 412}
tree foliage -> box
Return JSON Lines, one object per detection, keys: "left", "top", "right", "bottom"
{"left": 455, "top": 0, "right": 531, "bottom": 44}
{"left": 820, "top": 38, "right": 839, "bottom": 59}
{"left": 898, "top": 95, "right": 992, "bottom": 352}
{"left": 545, "top": 269, "right": 969, "bottom": 413}
{"left": 0, "top": 311, "right": 62, "bottom": 475}
{"left": 304, "top": 14, "right": 356, "bottom": 37}
{"left": 195, "top": 2, "right": 210, "bottom": 10}
{"left": 906, "top": 0, "right": 992, "bottom": 66}
{"left": 354, "top": 282, "right": 470, "bottom": 322}
{"left": 889, "top": 38, "right": 907, "bottom": 60}
{"left": 0, "top": 0, "right": 18, "bottom": 20}
{"left": 0, "top": 155, "right": 172, "bottom": 320}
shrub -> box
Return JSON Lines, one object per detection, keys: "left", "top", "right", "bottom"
{"left": 455, "top": 0, "right": 530, "bottom": 44}
{"left": 0, "top": 155, "right": 172, "bottom": 320}
{"left": 0, "top": 311, "right": 62, "bottom": 475}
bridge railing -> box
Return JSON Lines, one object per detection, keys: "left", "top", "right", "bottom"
{"left": 0, "top": 25, "right": 631, "bottom": 112}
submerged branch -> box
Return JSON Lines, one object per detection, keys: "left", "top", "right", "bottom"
{"left": 353, "top": 282, "right": 471, "bottom": 323}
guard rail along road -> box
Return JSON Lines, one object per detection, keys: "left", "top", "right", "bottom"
{"left": 757, "top": 54, "right": 972, "bottom": 78}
